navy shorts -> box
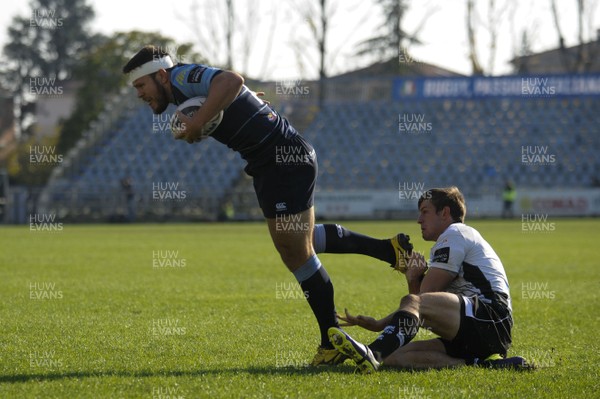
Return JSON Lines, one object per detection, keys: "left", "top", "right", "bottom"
{"left": 440, "top": 293, "right": 513, "bottom": 360}
{"left": 250, "top": 134, "right": 317, "bottom": 219}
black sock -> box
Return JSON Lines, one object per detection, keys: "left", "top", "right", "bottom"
{"left": 300, "top": 267, "right": 339, "bottom": 348}
{"left": 322, "top": 224, "right": 396, "bottom": 264}
{"left": 368, "top": 310, "right": 419, "bottom": 359}
{"left": 465, "top": 357, "right": 478, "bottom": 366}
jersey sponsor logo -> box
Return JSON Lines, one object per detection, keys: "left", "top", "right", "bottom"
{"left": 432, "top": 247, "right": 450, "bottom": 263}
{"left": 275, "top": 202, "right": 288, "bottom": 212}
{"left": 175, "top": 70, "right": 186, "bottom": 86}
{"left": 187, "top": 66, "right": 207, "bottom": 83}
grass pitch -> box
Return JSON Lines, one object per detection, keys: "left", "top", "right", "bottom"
{"left": 1, "top": 219, "right": 599, "bottom": 398}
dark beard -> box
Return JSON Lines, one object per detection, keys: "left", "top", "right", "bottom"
{"left": 151, "top": 75, "right": 170, "bottom": 114}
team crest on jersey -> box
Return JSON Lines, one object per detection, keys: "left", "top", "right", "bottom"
{"left": 187, "top": 66, "right": 206, "bottom": 83}
{"left": 432, "top": 247, "right": 450, "bottom": 263}
{"left": 175, "top": 70, "right": 186, "bottom": 86}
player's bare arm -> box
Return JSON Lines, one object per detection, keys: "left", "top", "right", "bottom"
{"left": 405, "top": 251, "right": 428, "bottom": 294}
{"left": 178, "top": 71, "right": 244, "bottom": 143}
{"left": 339, "top": 251, "right": 453, "bottom": 333}
{"left": 404, "top": 253, "right": 456, "bottom": 295}
{"left": 418, "top": 268, "right": 456, "bottom": 294}
{"left": 337, "top": 308, "right": 393, "bottom": 332}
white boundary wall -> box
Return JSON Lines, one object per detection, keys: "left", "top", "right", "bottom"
{"left": 315, "top": 189, "right": 600, "bottom": 219}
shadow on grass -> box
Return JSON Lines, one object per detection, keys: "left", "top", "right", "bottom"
{"left": 1, "top": 363, "right": 529, "bottom": 384}
{"left": 0, "top": 365, "right": 362, "bottom": 384}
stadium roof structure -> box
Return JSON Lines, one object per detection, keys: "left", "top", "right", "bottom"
{"left": 511, "top": 34, "right": 600, "bottom": 75}
{"left": 328, "top": 56, "right": 465, "bottom": 81}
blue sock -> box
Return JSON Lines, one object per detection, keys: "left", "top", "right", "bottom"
{"left": 294, "top": 255, "right": 338, "bottom": 348}
{"left": 312, "top": 224, "right": 326, "bottom": 254}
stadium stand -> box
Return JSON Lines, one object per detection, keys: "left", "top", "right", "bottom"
{"left": 304, "top": 96, "right": 600, "bottom": 198}
{"left": 38, "top": 82, "right": 600, "bottom": 221}
{"left": 39, "top": 89, "right": 246, "bottom": 221}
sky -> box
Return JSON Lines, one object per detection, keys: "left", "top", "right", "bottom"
{"left": 0, "top": 0, "right": 598, "bottom": 80}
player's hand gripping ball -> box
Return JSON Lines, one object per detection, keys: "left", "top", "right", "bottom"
{"left": 170, "top": 96, "right": 224, "bottom": 141}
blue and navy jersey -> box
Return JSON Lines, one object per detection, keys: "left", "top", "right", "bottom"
{"left": 168, "top": 63, "right": 298, "bottom": 168}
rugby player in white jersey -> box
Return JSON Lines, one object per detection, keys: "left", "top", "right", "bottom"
{"left": 325, "top": 187, "right": 529, "bottom": 373}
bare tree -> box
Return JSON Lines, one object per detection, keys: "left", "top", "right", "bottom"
{"left": 487, "top": 0, "right": 497, "bottom": 73}
{"left": 575, "top": 0, "right": 600, "bottom": 72}
{"left": 225, "top": 0, "right": 234, "bottom": 70}
{"left": 550, "top": 0, "right": 570, "bottom": 71}
{"left": 288, "top": 0, "right": 378, "bottom": 104}
{"left": 466, "top": 0, "right": 484, "bottom": 75}
{"left": 356, "top": 0, "right": 428, "bottom": 69}
{"left": 176, "top": 0, "right": 245, "bottom": 71}
{"left": 318, "top": 0, "right": 327, "bottom": 92}
{"left": 176, "top": 0, "right": 288, "bottom": 79}
{"left": 291, "top": 0, "right": 333, "bottom": 105}
{"left": 549, "top": 0, "right": 598, "bottom": 72}
{"left": 240, "top": 3, "right": 258, "bottom": 74}
{"left": 256, "top": 7, "right": 279, "bottom": 79}
{"left": 584, "top": 0, "right": 599, "bottom": 41}
{"left": 466, "top": 0, "right": 512, "bottom": 76}
{"left": 485, "top": 0, "right": 510, "bottom": 75}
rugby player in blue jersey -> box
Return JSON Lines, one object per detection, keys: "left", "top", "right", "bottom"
{"left": 122, "top": 45, "right": 413, "bottom": 366}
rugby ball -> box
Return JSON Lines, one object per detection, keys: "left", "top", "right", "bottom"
{"left": 170, "top": 96, "right": 224, "bottom": 140}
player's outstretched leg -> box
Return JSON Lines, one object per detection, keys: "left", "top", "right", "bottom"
{"left": 313, "top": 224, "right": 413, "bottom": 271}
{"left": 268, "top": 208, "right": 346, "bottom": 366}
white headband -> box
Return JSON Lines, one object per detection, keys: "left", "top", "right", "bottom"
{"left": 127, "top": 55, "right": 174, "bottom": 84}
